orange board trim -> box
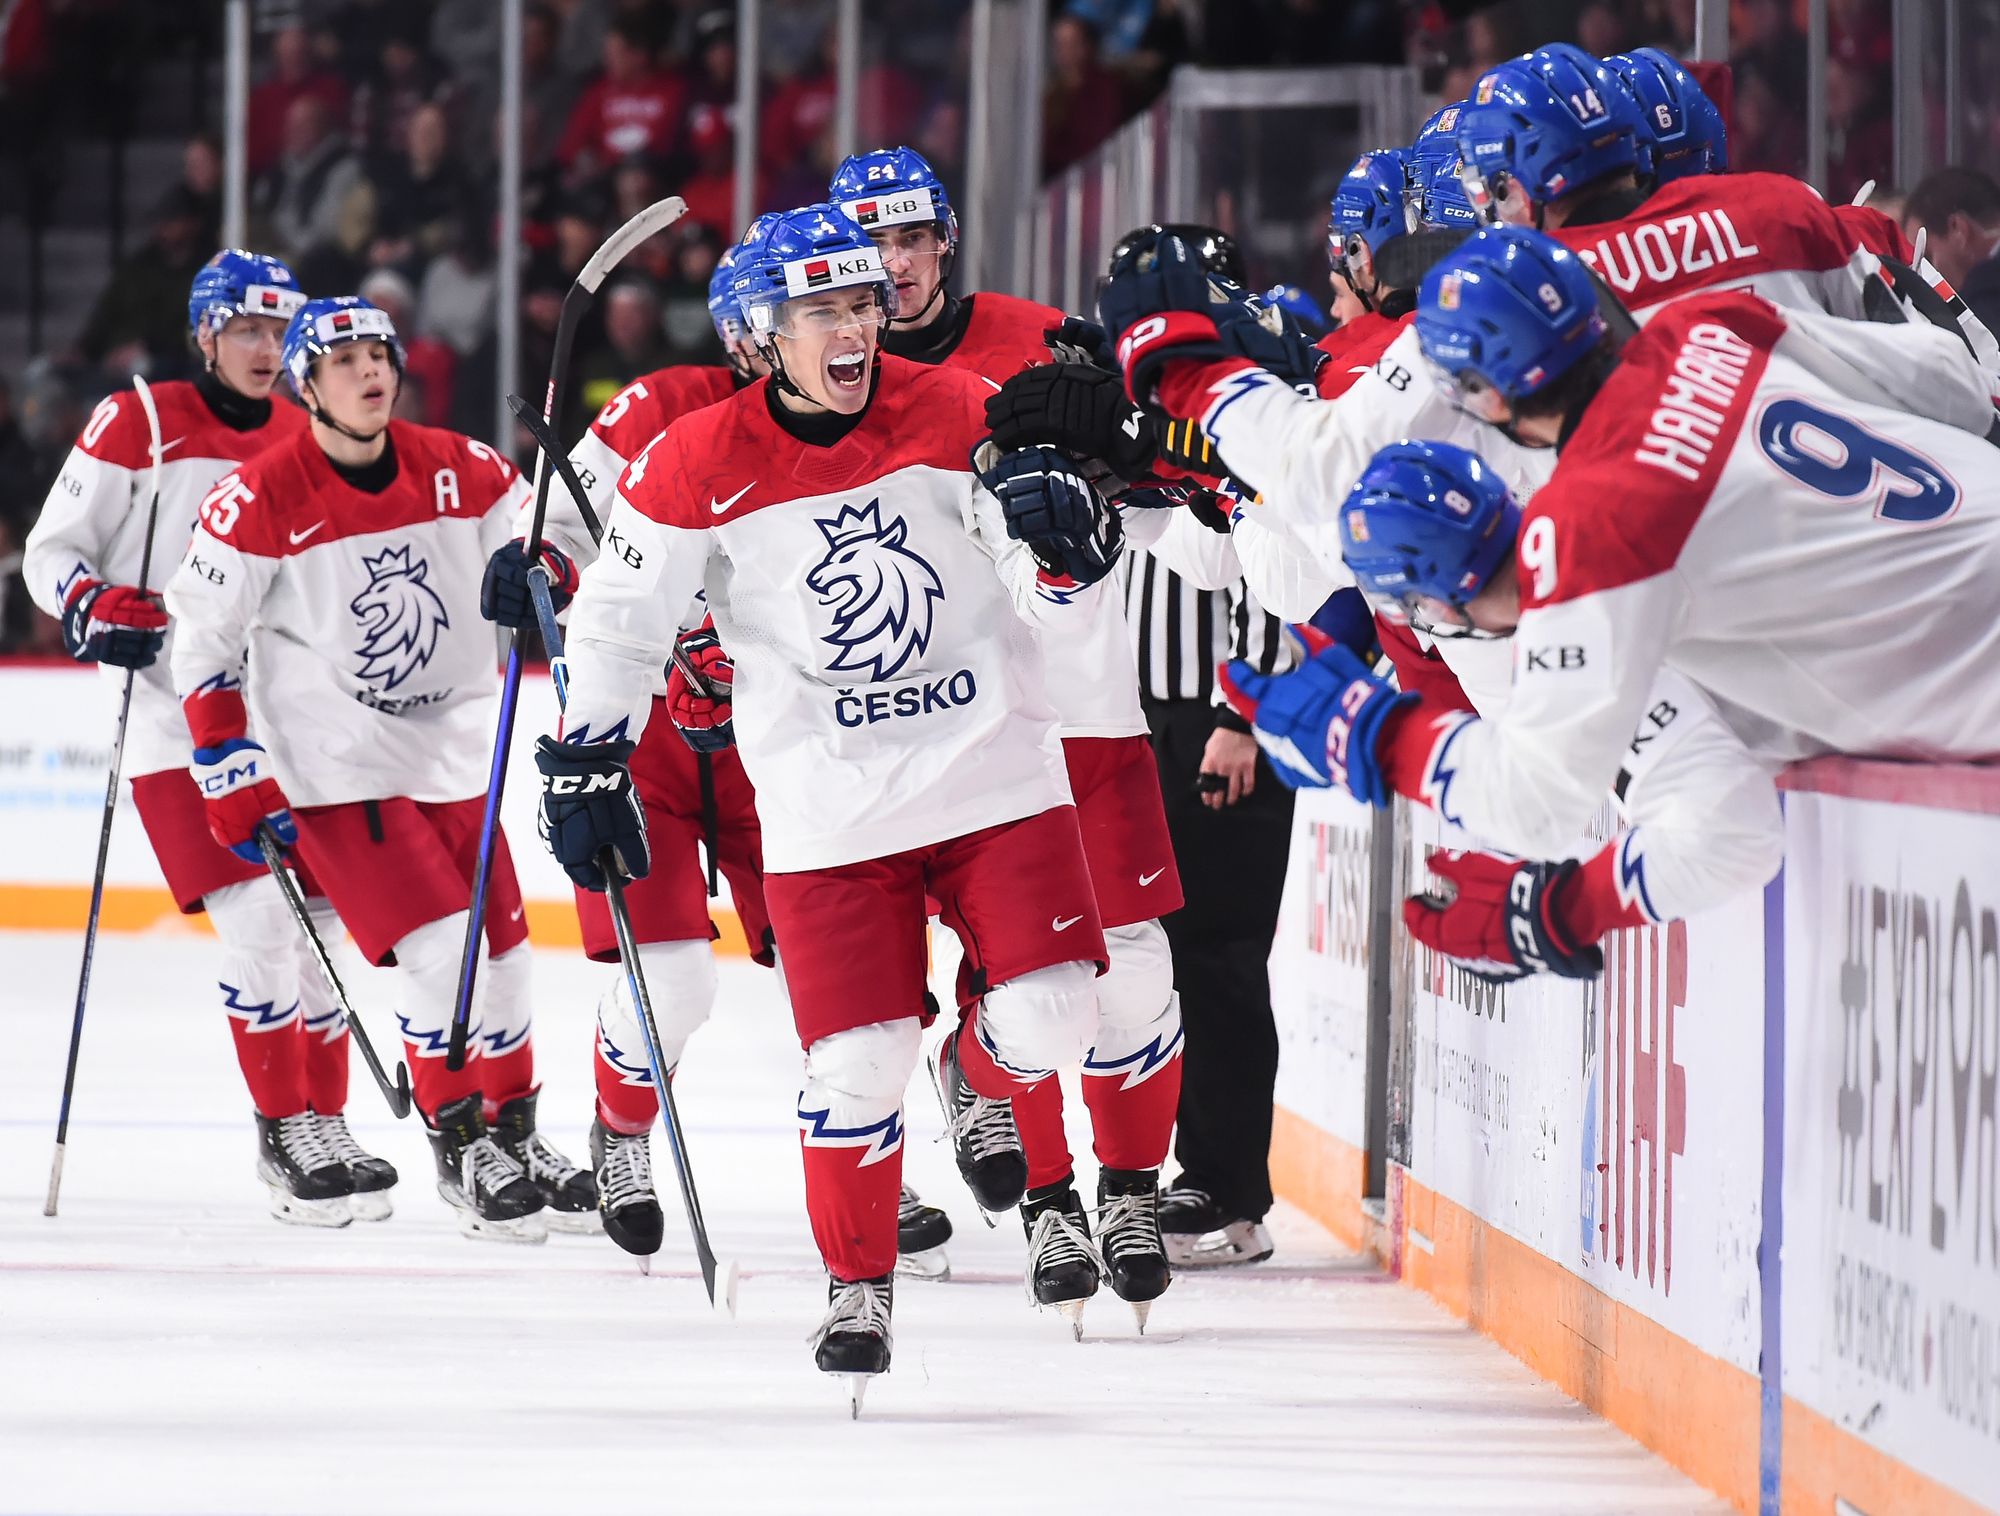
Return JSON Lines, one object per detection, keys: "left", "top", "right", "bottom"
{"left": 0, "top": 884, "right": 753, "bottom": 956}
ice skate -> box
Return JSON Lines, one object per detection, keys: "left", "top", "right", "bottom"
{"left": 1159, "top": 1184, "right": 1274, "bottom": 1268}
{"left": 1096, "top": 1167, "right": 1171, "bottom": 1332}
{"left": 895, "top": 1183, "right": 952, "bottom": 1280}
{"left": 1022, "top": 1178, "right": 1104, "bottom": 1340}
{"left": 427, "top": 1094, "right": 547, "bottom": 1244}
{"left": 255, "top": 1111, "right": 355, "bottom": 1228}
{"left": 591, "top": 1118, "right": 663, "bottom": 1268}
{"left": 316, "top": 1111, "right": 397, "bottom": 1222}
{"left": 811, "top": 1273, "right": 892, "bottom": 1417}
{"left": 931, "top": 1028, "right": 1028, "bottom": 1214}
{"left": 491, "top": 1092, "right": 600, "bottom": 1233}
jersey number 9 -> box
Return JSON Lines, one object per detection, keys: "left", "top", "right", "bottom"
{"left": 1757, "top": 398, "right": 1960, "bottom": 525}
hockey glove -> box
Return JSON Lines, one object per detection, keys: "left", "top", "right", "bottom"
{"left": 535, "top": 735, "right": 648, "bottom": 891}
{"left": 1217, "top": 631, "right": 1416, "bottom": 803}
{"left": 983, "top": 362, "right": 1157, "bottom": 481}
{"left": 666, "top": 625, "right": 736, "bottom": 754}
{"left": 62, "top": 578, "right": 167, "bottom": 669}
{"left": 1155, "top": 414, "right": 1219, "bottom": 478}
{"left": 974, "top": 443, "right": 1126, "bottom": 588}
{"left": 1043, "top": 316, "right": 1117, "bottom": 369}
{"left": 1404, "top": 851, "right": 1605, "bottom": 984}
{"left": 191, "top": 739, "right": 297, "bottom": 863}
{"left": 480, "top": 539, "right": 580, "bottom": 630}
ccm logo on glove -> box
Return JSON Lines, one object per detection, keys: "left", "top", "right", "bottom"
{"left": 543, "top": 769, "right": 628, "bottom": 796}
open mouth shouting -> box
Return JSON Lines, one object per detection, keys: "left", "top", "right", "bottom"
{"left": 826, "top": 349, "right": 868, "bottom": 391}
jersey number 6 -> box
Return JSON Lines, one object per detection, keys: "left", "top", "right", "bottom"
{"left": 1756, "top": 397, "right": 1960, "bottom": 525}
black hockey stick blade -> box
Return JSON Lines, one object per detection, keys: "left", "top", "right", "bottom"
{"left": 257, "top": 825, "right": 412, "bottom": 1119}
{"left": 508, "top": 394, "right": 604, "bottom": 546}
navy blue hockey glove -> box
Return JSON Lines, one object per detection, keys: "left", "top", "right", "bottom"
{"left": 983, "top": 362, "right": 1157, "bottom": 480}
{"left": 481, "top": 540, "right": 579, "bottom": 630}
{"left": 62, "top": 578, "right": 167, "bottom": 669}
{"left": 535, "top": 735, "right": 649, "bottom": 891}
{"left": 1217, "top": 629, "right": 1416, "bottom": 803}
{"left": 974, "top": 443, "right": 1126, "bottom": 588}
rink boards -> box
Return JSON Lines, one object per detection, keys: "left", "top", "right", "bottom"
{"left": 1269, "top": 771, "right": 2000, "bottom": 1516}
{"left": 0, "top": 663, "right": 753, "bottom": 952}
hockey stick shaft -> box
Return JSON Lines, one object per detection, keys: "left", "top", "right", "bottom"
{"left": 256, "top": 824, "right": 412, "bottom": 1119}
{"left": 446, "top": 195, "right": 686, "bottom": 1069}
{"left": 529, "top": 574, "right": 722, "bottom": 1304}
{"left": 507, "top": 394, "right": 603, "bottom": 545}
{"left": 46, "top": 375, "right": 167, "bottom": 1216}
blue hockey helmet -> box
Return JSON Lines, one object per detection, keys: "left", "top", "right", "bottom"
{"left": 189, "top": 250, "right": 306, "bottom": 342}
{"left": 728, "top": 203, "right": 895, "bottom": 344}
{"left": 1329, "top": 149, "right": 1414, "bottom": 277}
{"left": 1415, "top": 224, "right": 1604, "bottom": 413}
{"left": 1262, "top": 283, "right": 1331, "bottom": 338}
{"left": 1410, "top": 107, "right": 1482, "bottom": 230}
{"left": 708, "top": 211, "right": 781, "bottom": 340}
{"left": 828, "top": 146, "right": 960, "bottom": 252}
{"left": 1605, "top": 48, "right": 1728, "bottom": 182}
{"left": 1339, "top": 440, "right": 1521, "bottom": 630}
{"left": 282, "top": 295, "right": 405, "bottom": 394}
{"left": 1455, "top": 45, "right": 1638, "bottom": 215}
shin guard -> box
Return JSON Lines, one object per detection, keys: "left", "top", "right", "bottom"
{"left": 799, "top": 1019, "right": 919, "bottom": 1281}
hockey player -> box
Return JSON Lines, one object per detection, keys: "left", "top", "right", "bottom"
{"left": 829, "top": 150, "right": 1189, "bottom": 1316}
{"left": 24, "top": 251, "right": 405, "bottom": 1228}
{"left": 1209, "top": 226, "right": 2000, "bottom": 970}
{"left": 165, "top": 295, "right": 595, "bottom": 1243}
{"left": 827, "top": 147, "right": 1065, "bottom": 381}
{"left": 541, "top": 205, "right": 1171, "bottom": 1393}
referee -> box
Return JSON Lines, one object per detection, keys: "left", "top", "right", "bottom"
{"left": 1123, "top": 547, "right": 1294, "bottom": 1267}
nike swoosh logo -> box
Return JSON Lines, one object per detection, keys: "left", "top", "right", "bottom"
{"left": 710, "top": 482, "right": 755, "bottom": 515}
{"left": 158, "top": 436, "right": 186, "bottom": 454}
{"left": 1053, "top": 915, "right": 1083, "bottom": 931}
{"left": 511, "top": 908, "right": 524, "bottom": 922}
{"left": 1138, "top": 869, "right": 1165, "bottom": 886}
{"left": 289, "top": 522, "right": 325, "bottom": 544}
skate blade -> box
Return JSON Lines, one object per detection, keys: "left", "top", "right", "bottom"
{"left": 847, "top": 1374, "right": 872, "bottom": 1419}
{"left": 456, "top": 1211, "right": 549, "bottom": 1245}
{"left": 1165, "top": 1221, "right": 1274, "bottom": 1269}
{"left": 636, "top": 1254, "right": 651, "bottom": 1276}
{"left": 265, "top": 1185, "right": 353, "bottom": 1229}
{"left": 544, "top": 1209, "right": 604, "bottom": 1235}
{"left": 1130, "top": 1299, "right": 1152, "bottom": 1335}
{"left": 715, "top": 1258, "right": 740, "bottom": 1320}
{"left": 1056, "top": 1298, "right": 1087, "bottom": 1342}
{"left": 894, "top": 1246, "right": 951, "bottom": 1282}
{"left": 348, "top": 1190, "right": 394, "bottom": 1223}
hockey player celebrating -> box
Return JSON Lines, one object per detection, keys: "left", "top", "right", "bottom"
{"left": 827, "top": 147, "right": 1065, "bottom": 381}
{"left": 166, "top": 295, "right": 596, "bottom": 1243}
{"left": 1205, "top": 225, "right": 2000, "bottom": 972}
{"left": 542, "top": 205, "right": 1164, "bottom": 1396}
{"left": 25, "top": 252, "right": 405, "bottom": 1228}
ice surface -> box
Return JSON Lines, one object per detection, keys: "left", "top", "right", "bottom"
{"left": 1, "top": 929, "right": 1734, "bottom": 1515}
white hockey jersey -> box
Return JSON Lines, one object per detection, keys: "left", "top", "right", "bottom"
{"left": 23, "top": 381, "right": 309, "bottom": 778}
{"left": 1390, "top": 291, "right": 2000, "bottom": 864}
{"left": 165, "top": 420, "right": 532, "bottom": 806}
{"left": 560, "top": 357, "right": 1078, "bottom": 872}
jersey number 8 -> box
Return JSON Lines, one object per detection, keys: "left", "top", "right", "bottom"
{"left": 1756, "top": 398, "right": 1960, "bottom": 525}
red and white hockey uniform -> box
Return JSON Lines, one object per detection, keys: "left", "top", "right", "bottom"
{"left": 561, "top": 356, "right": 1073, "bottom": 872}
{"left": 165, "top": 420, "right": 543, "bottom": 1119}
{"left": 1384, "top": 292, "right": 2000, "bottom": 875}
{"left": 168, "top": 421, "right": 530, "bottom": 807}
{"left": 25, "top": 382, "right": 308, "bottom": 782}
{"left": 930, "top": 291, "right": 1064, "bottom": 386}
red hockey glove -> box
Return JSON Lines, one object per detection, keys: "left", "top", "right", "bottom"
{"left": 62, "top": 578, "right": 167, "bottom": 669}
{"left": 1402, "top": 850, "right": 1605, "bottom": 984}
{"left": 666, "top": 625, "right": 735, "bottom": 753}
{"left": 191, "top": 739, "right": 297, "bottom": 864}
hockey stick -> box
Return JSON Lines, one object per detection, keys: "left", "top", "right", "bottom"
{"left": 45, "top": 374, "right": 166, "bottom": 1217}
{"left": 446, "top": 197, "right": 687, "bottom": 1072}
{"left": 507, "top": 395, "right": 602, "bottom": 545}
{"left": 254, "top": 824, "right": 413, "bottom": 1119}
{"left": 526, "top": 571, "right": 737, "bottom": 1317}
